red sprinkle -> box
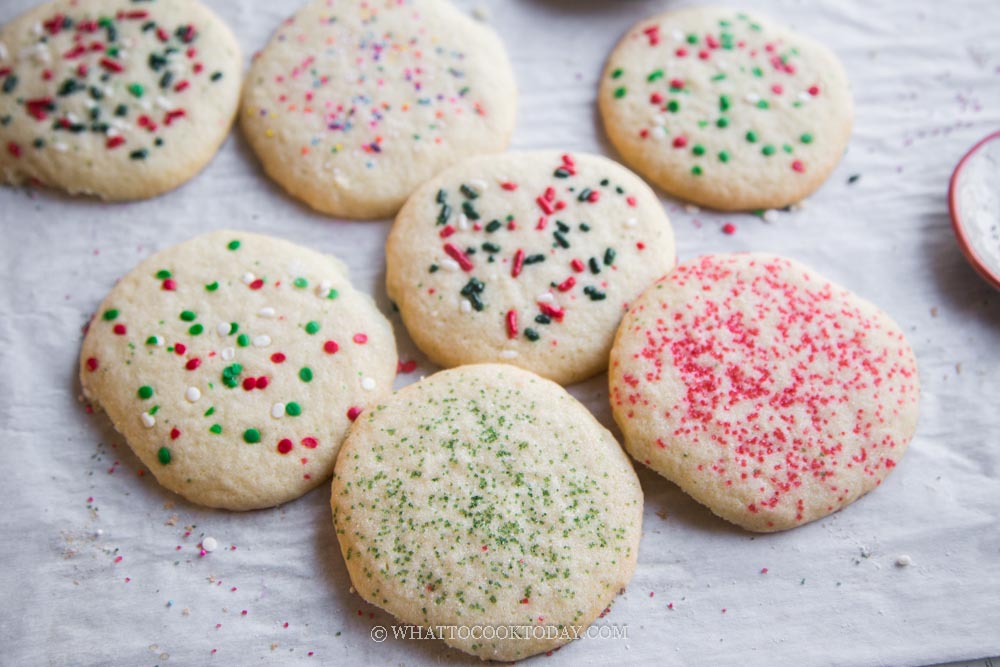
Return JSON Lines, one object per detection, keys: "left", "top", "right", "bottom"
{"left": 301, "top": 437, "right": 318, "bottom": 449}
{"left": 791, "top": 160, "right": 805, "bottom": 173}
{"left": 85, "top": 357, "right": 99, "bottom": 372}
{"left": 511, "top": 249, "right": 525, "bottom": 278}
{"left": 557, "top": 276, "right": 576, "bottom": 292}
{"left": 506, "top": 309, "right": 518, "bottom": 339}
{"left": 323, "top": 340, "right": 339, "bottom": 354}
{"left": 672, "top": 136, "right": 688, "bottom": 149}
{"left": 439, "top": 225, "right": 455, "bottom": 238}
{"left": 255, "top": 376, "right": 268, "bottom": 390}
{"left": 242, "top": 377, "right": 256, "bottom": 391}
{"left": 722, "top": 222, "right": 737, "bottom": 235}
{"left": 277, "top": 439, "right": 293, "bottom": 454}
{"left": 570, "top": 259, "right": 585, "bottom": 273}
{"left": 175, "top": 343, "right": 187, "bottom": 355}
{"left": 808, "top": 85, "right": 820, "bottom": 96}
{"left": 185, "top": 358, "right": 201, "bottom": 371}
{"left": 170, "top": 428, "right": 181, "bottom": 440}
{"left": 99, "top": 57, "right": 124, "bottom": 73}
{"left": 353, "top": 333, "right": 368, "bottom": 344}
{"left": 500, "top": 182, "right": 518, "bottom": 191}
{"left": 161, "top": 278, "right": 176, "bottom": 291}
{"left": 112, "top": 324, "right": 127, "bottom": 336}
{"left": 347, "top": 406, "right": 362, "bottom": 421}
{"left": 443, "top": 243, "right": 474, "bottom": 271}
{"left": 7, "top": 142, "right": 21, "bottom": 158}
{"left": 399, "top": 360, "right": 417, "bottom": 374}
{"left": 538, "top": 303, "right": 564, "bottom": 321}
{"left": 271, "top": 352, "right": 286, "bottom": 363}
{"left": 249, "top": 279, "right": 264, "bottom": 290}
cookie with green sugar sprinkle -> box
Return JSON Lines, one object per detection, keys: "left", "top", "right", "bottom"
{"left": 599, "top": 7, "right": 853, "bottom": 210}
{"left": 79, "top": 230, "right": 397, "bottom": 510}
{"left": 0, "top": 0, "right": 242, "bottom": 200}
{"left": 241, "top": 0, "right": 517, "bottom": 220}
{"left": 386, "top": 150, "right": 676, "bottom": 385}
{"left": 332, "top": 364, "right": 643, "bottom": 661}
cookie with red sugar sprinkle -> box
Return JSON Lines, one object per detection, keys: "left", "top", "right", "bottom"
{"left": 0, "top": 0, "right": 241, "bottom": 200}
{"left": 241, "top": 0, "right": 516, "bottom": 219}
{"left": 599, "top": 7, "right": 852, "bottom": 210}
{"left": 386, "top": 150, "right": 676, "bottom": 385}
{"left": 79, "top": 230, "right": 396, "bottom": 510}
{"left": 332, "top": 364, "right": 642, "bottom": 660}
{"left": 609, "top": 254, "right": 919, "bottom": 531}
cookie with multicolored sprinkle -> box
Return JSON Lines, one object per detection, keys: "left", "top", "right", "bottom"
{"left": 609, "top": 254, "right": 920, "bottom": 532}
{"left": 599, "top": 7, "right": 852, "bottom": 211}
{"left": 241, "top": 0, "right": 517, "bottom": 220}
{"left": 0, "top": 0, "right": 241, "bottom": 200}
{"left": 386, "top": 150, "right": 676, "bottom": 385}
{"left": 79, "top": 230, "right": 397, "bottom": 510}
{"left": 332, "top": 363, "right": 643, "bottom": 661}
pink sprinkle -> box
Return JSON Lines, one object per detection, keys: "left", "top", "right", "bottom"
{"left": 791, "top": 160, "right": 805, "bottom": 173}
{"left": 760, "top": 567, "right": 769, "bottom": 574}
{"left": 241, "top": 610, "right": 248, "bottom": 616}
{"left": 722, "top": 222, "right": 737, "bottom": 235}
{"left": 114, "top": 556, "right": 123, "bottom": 563}
{"left": 353, "top": 333, "right": 368, "bottom": 344}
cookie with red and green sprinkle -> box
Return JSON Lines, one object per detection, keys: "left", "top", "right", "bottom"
{"left": 609, "top": 254, "right": 920, "bottom": 532}
{"left": 599, "top": 7, "right": 853, "bottom": 211}
{"left": 241, "top": 0, "right": 517, "bottom": 220}
{"left": 80, "top": 230, "right": 397, "bottom": 510}
{"left": 332, "top": 363, "right": 643, "bottom": 661}
{"left": 0, "top": 0, "right": 241, "bottom": 200}
{"left": 386, "top": 150, "right": 676, "bottom": 385}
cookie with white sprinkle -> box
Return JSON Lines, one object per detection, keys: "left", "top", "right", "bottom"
{"left": 599, "top": 7, "right": 852, "bottom": 211}
{"left": 332, "top": 364, "right": 643, "bottom": 661}
{"left": 609, "top": 254, "right": 920, "bottom": 532}
{"left": 241, "top": 0, "right": 517, "bottom": 220}
{"left": 80, "top": 230, "right": 397, "bottom": 510}
{"left": 386, "top": 150, "right": 676, "bottom": 385}
{"left": 0, "top": 0, "right": 241, "bottom": 200}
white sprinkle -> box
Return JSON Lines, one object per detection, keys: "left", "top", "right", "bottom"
{"left": 0, "top": 42, "right": 7, "bottom": 60}
{"left": 31, "top": 22, "right": 42, "bottom": 35}
{"left": 66, "top": 112, "right": 80, "bottom": 124}
{"left": 216, "top": 322, "right": 231, "bottom": 336}
{"left": 253, "top": 335, "right": 271, "bottom": 347}
{"left": 624, "top": 217, "right": 637, "bottom": 228}
{"left": 141, "top": 413, "right": 156, "bottom": 428}
{"left": 671, "top": 29, "right": 684, "bottom": 42}
{"left": 684, "top": 204, "right": 701, "bottom": 214}
{"left": 106, "top": 128, "right": 121, "bottom": 139}
{"left": 798, "top": 91, "right": 811, "bottom": 102}
{"left": 185, "top": 387, "right": 201, "bottom": 403}
{"left": 271, "top": 403, "right": 285, "bottom": 419}
{"left": 651, "top": 126, "right": 667, "bottom": 140}
{"left": 745, "top": 92, "right": 760, "bottom": 103}
{"left": 500, "top": 350, "right": 519, "bottom": 359}
{"left": 896, "top": 555, "right": 912, "bottom": 567}
{"left": 762, "top": 209, "right": 778, "bottom": 223}
{"left": 52, "top": 142, "right": 68, "bottom": 152}
{"left": 95, "top": 529, "right": 103, "bottom": 537}
{"left": 202, "top": 537, "right": 218, "bottom": 552}
{"left": 221, "top": 347, "right": 235, "bottom": 361}
{"left": 241, "top": 272, "right": 255, "bottom": 285}
{"left": 441, "top": 258, "right": 460, "bottom": 272}
{"left": 537, "top": 292, "right": 555, "bottom": 303}
{"left": 361, "top": 377, "right": 376, "bottom": 391}
{"left": 149, "top": 335, "right": 165, "bottom": 347}
{"left": 469, "top": 178, "right": 488, "bottom": 192}
{"left": 258, "top": 307, "right": 276, "bottom": 319}
{"left": 84, "top": 99, "right": 97, "bottom": 110}
{"left": 155, "top": 96, "right": 174, "bottom": 111}
{"left": 460, "top": 300, "right": 472, "bottom": 314}
{"left": 139, "top": 99, "right": 152, "bottom": 112}
{"left": 458, "top": 214, "right": 470, "bottom": 231}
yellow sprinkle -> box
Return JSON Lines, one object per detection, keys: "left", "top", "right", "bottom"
{"left": 265, "top": 129, "right": 274, "bottom": 138}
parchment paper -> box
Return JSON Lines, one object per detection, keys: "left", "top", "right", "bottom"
{"left": 1, "top": 0, "right": 999, "bottom": 665}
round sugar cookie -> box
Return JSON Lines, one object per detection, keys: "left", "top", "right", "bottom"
{"left": 0, "top": 0, "right": 241, "bottom": 200}
{"left": 241, "top": 0, "right": 517, "bottom": 220}
{"left": 79, "top": 230, "right": 397, "bottom": 510}
{"left": 332, "top": 364, "right": 643, "bottom": 661}
{"left": 609, "top": 254, "right": 919, "bottom": 532}
{"left": 598, "top": 7, "right": 853, "bottom": 211}
{"left": 386, "top": 150, "right": 676, "bottom": 385}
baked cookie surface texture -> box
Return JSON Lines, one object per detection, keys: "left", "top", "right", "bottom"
{"left": 80, "top": 230, "right": 397, "bottom": 510}
{"left": 609, "top": 254, "right": 919, "bottom": 531}
{"left": 599, "top": 6, "right": 852, "bottom": 210}
{"left": 332, "top": 364, "right": 643, "bottom": 661}
{"left": 242, "top": 0, "right": 517, "bottom": 219}
{"left": 0, "top": 0, "right": 242, "bottom": 199}
{"left": 387, "top": 150, "right": 676, "bottom": 385}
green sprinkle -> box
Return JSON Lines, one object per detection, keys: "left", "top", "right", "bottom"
{"left": 647, "top": 69, "right": 664, "bottom": 82}
{"left": 752, "top": 66, "right": 764, "bottom": 77}
{"left": 691, "top": 165, "right": 703, "bottom": 176}
{"left": 205, "top": 281, "right": 219, "bottom": 292}
{"left": 485, "top": 220, "right": 502, "bottom": 233}
{"left": 604, "top": 248, "right": 616, "bottom": 266}
{"left": 524, "top": 328, "right": 540, "bottom": 342}
{"left": 2, "top": 74, "right": 18, "bottom": 94}
{"left": 144, "top": 336, "right": 160, "bottom": 345}
{"left": 716, "top": 117, "right": 729, "bottom": 128}
{"left": 293, "top": 277, "right": 308, "bottom": 288}
{"left": 204, "top": 406, "right": 215, "bottom": 417}
{"left": 228, "top": 322, "right": 239, "bottom": 334}
{"left": 553, "top": 231, "right": 570, "bottom": 249}
{"left": 327, "top": 289, "right": 339, "bottom": 300}
{"left": 783, "top": 144, "right": 794, "bottom": 154}
{"left": 305, "top": 321, "right": 320, "bottom": 335}
{"left": 686, "top": 33, "right": 698, "bottom": 44}
{"left": 460, "top": 184, "right": 479, "bottom": 199}
{"left": 800, "top": 133, "right": 813, "bottom": 144}
{"left": 180, "top": 310, "right": 196, "bottom": 322}
{"left": 209, "top": 424, "right": 222, "bottom": 435}
{"left": 155, "top": 269, "right": 171, "bottom": 279}
{"left": 692, "top": 144, "right": 705, "bottom": 156}
{"left": 243, "top": 428, "right": 261, "bottom": 444}
{"left": 611, "top": 68, "right": 623, "bottom": 79}
{"left": 757, "top": 100, "right": 769, "bottom": 110}
{"left": 762, "top": 145, "right": 776, "bottom": 156}
{"left": 299, "top": 367, "right": 313, "bottom": 383}
{"left": 157, "top": 447, "right": 171, "bottom": 465}
{"left": 745, "top": 131, "right": 758, "bottom": 143}
{"left": 210, "top": 71, "right": 223, "bottom": 82}
{"left": 285, "top": 402, "right": 302, "bottom": 417}
{"left": 719, "top": 151, "right": 730, "bottom": 163}
{"left": 589, "top": 257, "right": 601, "bottom": 274}
{"left": 127, "top": 83, "right": 144, "bottom": 98}
{"left": 613, "top": 87, "right": 627, "bottom": 99}
{"left": 719, "top": 95, "right": 731, "bottom": 112}
{"left": 137, "top": 386, "right": 153, "bottom": 400}
{"left": 667, "top": 100, "right": 680, "bottom": 113}
{"left": 129, "top": 149, "right": 148, "bottom": 161}
{"left": 461, "top": 201, "right": 480, "bottom": 220}
{"left": 188, "top": 323, "right": 204, "bottom": 336}
{"left": 102, "top": 309, "right": 119, "bottom": 321}
{"left": 711, "top": 73, "right": 727, "bottom": 82}
{"left": 227, "top": 240, "right": 241, "bottom": 251}
{"left": 236, "top": 333, "right": 249, "bottom": 347}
